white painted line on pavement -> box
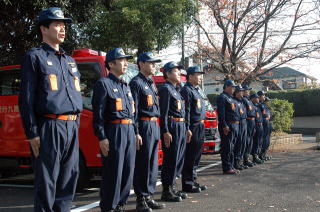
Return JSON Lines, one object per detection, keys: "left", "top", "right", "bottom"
{"left": 196, "top": 161, "right": 222, "bottom": 172}
{"left": 71, "top": 161, "right": 221, "bottom": 212}
{"left": 0, "top": 184, "right": 33, "bottom": 188}
{"left": 71, "top": 201, "right": 100, "bottom": 212}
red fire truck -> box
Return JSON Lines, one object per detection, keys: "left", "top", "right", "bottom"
{"left": 0, "top": 48, "right": 219, "bottom": 190}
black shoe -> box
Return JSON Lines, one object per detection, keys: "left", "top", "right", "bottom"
{"left": 136, "top": 196, "right": 152, "bottom": 212}
{"left": 171, "top": 185, "right": 188, "bottom": 199}
{"left": 145, "top": 196, "right": 166, "bottom": 209}
{"left": 259, "top": 154, "right": 266, "bottom": 161}
{"left": 114, "top": 204, "right": 125, "bottom": 212}
{"left": 161, "top": 185, "right": 182, "bottom": 202}
{"left": 182, "top": 185, "right": 201, "bottom": 193}
{"left": 194, "top": 182, "right": 207, "bottom": 191}
{"left": 234, "top": 160, "right": 244, "bottom": 170}
{"left": 252, "top": 154, "right": 263, "bottom": 164}
{"left": 243, "top": 159, "right": 254, "bottom": 167}
{"left": 241, "top": 164, "right": 249, "bottom": 169}
{"left": 265, "top": 155, "right": 272, "bottom": 160}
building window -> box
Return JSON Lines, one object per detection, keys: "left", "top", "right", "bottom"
{"left": 282, "top": 79, "right": 296, "bottom": 89}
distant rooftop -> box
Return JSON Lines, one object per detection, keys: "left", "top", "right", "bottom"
{"left": 262, "top": 67, "right": 317, "bottom": 80}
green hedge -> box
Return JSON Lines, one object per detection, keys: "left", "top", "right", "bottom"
{"left": 207, "top": 89, "right": 320, "bottom": 117}
{"left": 267, "top": 89, "right": 320, "bottom": 117}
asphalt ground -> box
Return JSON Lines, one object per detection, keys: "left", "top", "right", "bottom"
{"left": 1, "top": 143, "right": 320, "bottom": 212}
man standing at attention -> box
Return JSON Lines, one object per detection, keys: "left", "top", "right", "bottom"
{"left": 242, "top": 85, "right": 256, "bottom": 167}
{"left": 180, "top": 66, "right": 207, "bottom": 193}
{"left": 92, "top": 48, "right": 138, "bottom": 212}
{"left": 159, "top": 62, "right": 186, "bottom": 202}
{"left": 19, "top": 7, "right": 83, "bottom": 211}
{"left": 216, "top": 79, "right": 240, "bottom": 174}
{"left": 233, "top": 85, "right": 248, "bottom": 171}
{"left": 250, "top": 93, "right": 264, "bottom": 165}
{"left": 130, "top": 52, "right": 166, "bottom": 212}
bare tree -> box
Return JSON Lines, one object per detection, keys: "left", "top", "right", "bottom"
{"left": 192, "top": 0, "right": 320, "bottom": 83}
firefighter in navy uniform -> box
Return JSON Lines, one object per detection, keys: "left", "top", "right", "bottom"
{"left": 19, "top": 7, "right": 83, "bottom": 212}
{"left": 159, "top": 62, "right": 187, "bottom": 202}
{"left": 233, "top": 85, "right": 248, "bottom": 170}
{"left": 180, "top": 66, "right": 206, "bottom": 193}
{"left": 129, "top": 52, "right": 166, "bottom": 212}
{"left": 242, "top": 85, "right": 256, "bottom": 167}
{"left": 216, "top": 80, "right": 240, "bottom": 175}
{"left": 92, "top": 48, "right": 137, "bottom": 212}
{"left": 260, "top": 96, "right": 272, "bottom": 161}
{"left": 250, "top": 93, "right": 264, "bottom": 164}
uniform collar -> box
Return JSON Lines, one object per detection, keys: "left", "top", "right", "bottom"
{"left": 166, "top": 81, "right": 180, "bottom": 91}
{"left": 138, "top": 72, "right": 154, "bottom": 84}
{"left": 42, "top": 42, "right": 65, "bottom": 55}
{"left": 108, "top": 73, "right": 127, "bottom": 85}
{"left": 223, "top": 91, "right": 233, "bottom": 98}
{"left": 186, "top": 82, "right": 197, "bottom": 90}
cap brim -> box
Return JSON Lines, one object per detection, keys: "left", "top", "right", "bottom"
{"left": 118, "top": 55, "right": 133, "bottom": 60}
{"left": 146, "top": 58, "right": 162, "bottom": 63}
{"left": 43, "top": 17, "right": 72, "bottom": 23}
{"left": 245, "top": 87, "right": 252, "bottom": 90}
{"left": 174, "top": 65, "right": 183, "bottom": 69}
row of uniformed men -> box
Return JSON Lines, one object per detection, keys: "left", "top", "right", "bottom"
{"left": 92, "top": 48, "right": 208, "bottom": 212}
{"left": 217, "top": 80, "right": 273, "bottom": 175}
{"left": 18, "top": 7, "right": 209, "bottom": 212}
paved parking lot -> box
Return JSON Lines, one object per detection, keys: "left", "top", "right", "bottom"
{"left": 1, "top": 149, "right": 320, "bottom": 212}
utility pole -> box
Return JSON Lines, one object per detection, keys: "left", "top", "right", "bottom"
{"left": 195, "top": 12, "right": 203, "bottom": 89}
{"left": 181, "top": 23, "right": 185, "bottom": 68}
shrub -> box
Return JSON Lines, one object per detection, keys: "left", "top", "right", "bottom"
{"left": 269, "top": 99, "right": 294, "bottom": 133}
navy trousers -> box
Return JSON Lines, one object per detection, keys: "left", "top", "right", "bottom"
{"left": 219, "top": 122, "right": 239, "bottom": 172}
{"left": 100, "top": 123, "right": 136, "bottom": 211}
{"left": 133, "top": 121, "right": 160, "bottom": 196}
{"left": 161, "top": 121, "right": 186, "bottom": 186}
{"left": 251, "top": 123, "right": 263, "bottom": 155}
{"left": 261, "top": 121, "right": 271, "bottom": 153}
{"left": 244, "top": 119, "right": 255, "bottom": 157}
{"left": 233, "top": 119, "right": 247, "bottom": 160}
{"left": 182, "top": 122, "right": 205, "bottom": 187}
{"left": 33, "top": 117, "right": 79, "bottom": 212}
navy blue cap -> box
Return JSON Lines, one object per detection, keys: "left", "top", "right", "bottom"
{"left": 163, "top": 61, "right": 183, "bottom": 73}
{"left": 137, "top": 52, "right": 161, "bottom": 63}
{"left": 257, "top": 90, "right": 266, "bottom": 96}
{"left": 224, "top": 79, "right": 236, "bottom": 87}
{"left": 38, "top": 7, "right": 72, "bottom": 24}
{"left": 242, "top": 84, "right": 252, "bottom": 90}
{"left": 106, "top": 48, "right": 133, "bottom": 63}
{"left": 235, "top": 84, "right": 245, "bottom": 91}
{"left": 250, "top": 93, "right": 259, "bottom": 99}
{"left": 186, "top": 66, "right": 205, "bottom": 74}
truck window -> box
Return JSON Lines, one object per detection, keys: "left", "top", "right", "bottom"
{"left": 0, "top": 69, "right": 21, "bottom": 96}
{"left": 76, "top": 62, "right": 101, "bottom": 110}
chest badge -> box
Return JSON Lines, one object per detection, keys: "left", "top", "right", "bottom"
{"left": 113, "top": 88, "right": 118, "bottom": 92}
{"left": 47, "top": 61, "right": 53, "bottom": 66}
{"left": 145, "top": 86, "right": 149, "bottom": 90}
